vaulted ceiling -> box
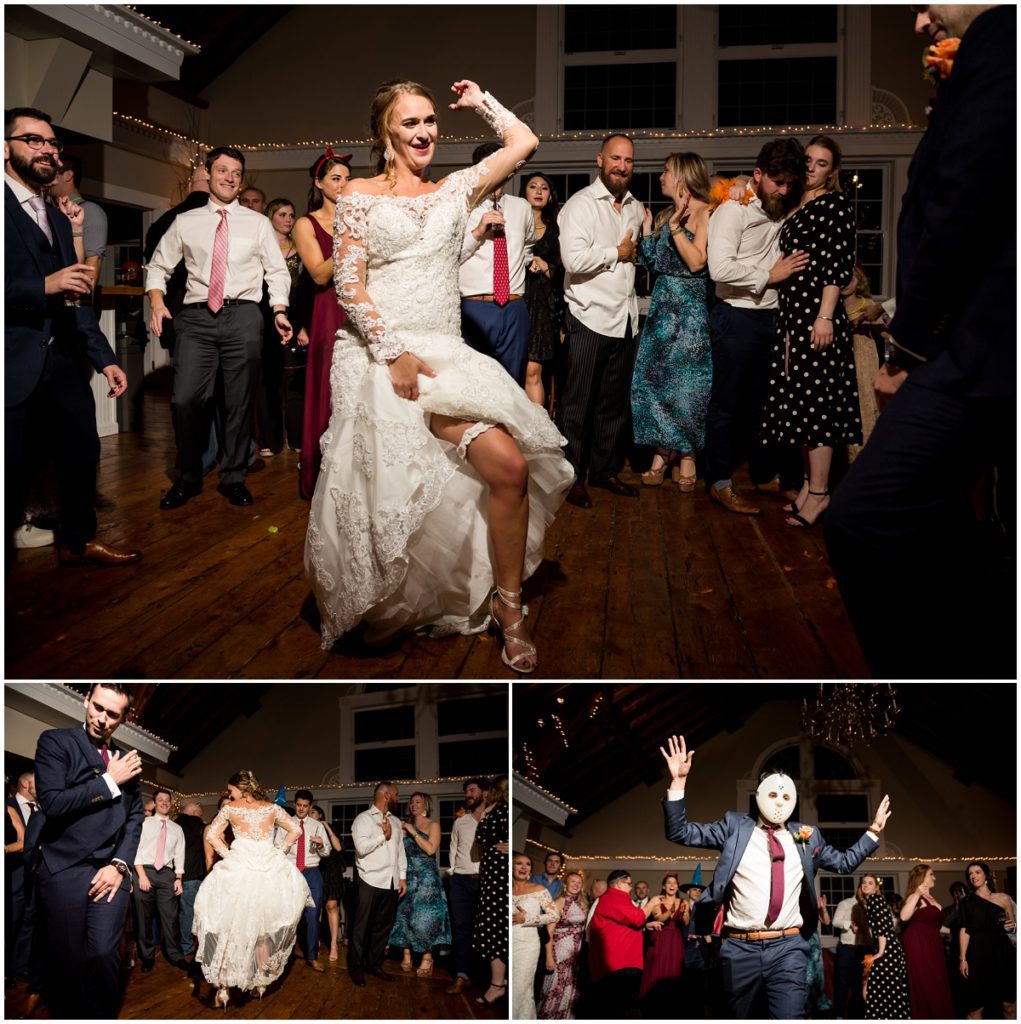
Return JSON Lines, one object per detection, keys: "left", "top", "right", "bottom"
{"left": 513, "top": 684, "right": 1016, "bottom": 826}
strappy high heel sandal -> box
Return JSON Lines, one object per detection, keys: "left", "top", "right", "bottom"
{"left": 675, "top": 455, "right": 697, "bottom": 493}
{"left": 786, "top": 489, "right": 829, "bottom": 529}
{"left": 475, "top": 982, "right": 508, "bottom": 1005}
{"left": 489, "top": 586, "right": 537, "bottom": 674}
{"left": 784, "top": 476, "right": 809, "bottom": 515}
{"left": 401, "top": 952, "right": 413, "bottom": 973}
{"left": 215, "top": 987, "right": 230, "bottom": 1010}
{"left": 416, "top": 954, "right": 434, "bottom": 977}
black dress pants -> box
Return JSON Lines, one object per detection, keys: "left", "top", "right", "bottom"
{"left": 6, "top": 340, "right": 99, "bottom": 556}
{"left": 133, "top": 865, "right": 184, "bottom": 964}
{"left": 704, "top": 302, "right": 800, "bottom": 488}
{"left": 556, "top": 311, "right": 637, "bottom": 481}
{"left": 348, "top": 875, "right": 399, "bottom": 973}
{"left": 171, "top": 303, "right": 262, "bottom": 487}
{"left": 824, "top": 378, "right": 1015, "bottom": 678}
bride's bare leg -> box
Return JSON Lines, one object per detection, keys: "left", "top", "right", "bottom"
{"left": 430, "top": 415, "right": 534, "bottom": 669}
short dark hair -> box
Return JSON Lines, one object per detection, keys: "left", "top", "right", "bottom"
{"left": 294, "top": 789, "right": 314, "bottom": 803}
{"left": 5, "top": 107, "right": 52, "bottom": 136}
{"left": 601, "top": 132, "right": 634, "bottom": 152}
{"left": 59, "top": 153, "right": 83, "bottom": 189}
{"left": 152, "top": 787, "right": 172, "bottom": 801}
{"left": 240, "top": 185, "right": 265, "bottom": 201}
{"left": 87, "top": 683, "right": 134, "bottom": 711}
{"left": 754, "top": 138, "right": 805, "bottom": 181}
{"left": 545, "top": 852, "right": 563, "bottom": 866}
{"left": 472, "top": 141, "right": 502, "bottom": 166}
{"left": 463, "top": 776, "right": 490, "bottom": 793}
{"left": 205, "top": 146, "right": 246, "bottom": 173}
{"left": 607, "top": 869, "right": 631, "bottom": 887}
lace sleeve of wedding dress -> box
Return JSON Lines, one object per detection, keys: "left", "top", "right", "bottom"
{"left": 333, "top": 191, "right": 405, "bottom": 364}
{"left": 273, "top": 804, "right": 302, "bottom": 853}
{"left": 206, "top": 805, "right": 231, "bottom": 858}
{"left": 526, "top": 888, "right": 561, "bottom": 927}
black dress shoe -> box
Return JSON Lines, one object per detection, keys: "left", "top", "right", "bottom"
{"left": 217, "top": 482, "right": 253, "bottom": 506}
{"left": 140, "top": 959, "right": 154, "bottom": 973}
{"left": 589, "top": 475, "right": 639, "bottom": 498}
{"left": 159, "top": 481, "right": 201, "bottom": 510}
{"left": 349, "top": 969, "right": 366, "bottom": 987}
{"left": 247, "top": 457, "right": 266, "bottom": 473}
{"left": 368, "top": 967, "right": 394, "bottom": 982}
{"left": 565, "top": 481, "right": 592, "bottom": 509}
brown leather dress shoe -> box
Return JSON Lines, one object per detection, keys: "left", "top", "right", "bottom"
{"left": 305, "top": 958, "right": 325, "bottom": 973}
{"left": 565, "top": 481, "right": 592, "bottom": 508}
{"left": 446, "top": 977, "right": 471, "bottom": 995}
{"left": 58, "top": 540, "right": 143, "bottom": 566}
{"left": 589, "top": 475, "right": 639, "bottom": 498}
{"left": 709, "top": 484, "right": 762, "bottom": 516}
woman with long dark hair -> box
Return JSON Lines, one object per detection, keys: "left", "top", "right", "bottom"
{"left": 292, "top": 151, "right": 351, "bottom": 498}
{"left": 306, "top": 80, "right": 571, "bottom": 669}
{"left": 519, "top": 172, "right": 564, "bottom": 408}
{"left": 959, "top": 861, "right": 1016, "bottom": 1019}
{"left": 761, "top": 134, "right": 861, "bottom": 528}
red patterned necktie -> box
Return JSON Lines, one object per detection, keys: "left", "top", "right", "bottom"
{"left": 297, "top": 820, "right": 306, "bottom": 871}
{"left": 154, "top": 818, "right": 167, "bottom": 871}
{"left": 100, "top": 744, "right": 110, "bottom": 765}
{"left": 207, "top": 208, "right": 229, "bottom": 312}
{"left": 491, "top": 198, "right": 509, "bottom": 306}
{"left": 765, "top": 827, "right": 785, "bottom": 926}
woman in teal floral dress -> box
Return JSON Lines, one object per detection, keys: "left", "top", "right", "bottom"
{"left": 388, "top": 792, "right": 451, "bottom": 975}
{"left": 631, "top": 153, "right": 713, "bottom": 492}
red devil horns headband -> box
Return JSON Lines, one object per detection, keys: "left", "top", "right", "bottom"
{"left": 313, "top": 147, "right": 353, "bottom": 179}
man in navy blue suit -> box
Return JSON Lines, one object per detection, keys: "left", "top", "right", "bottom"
{"left": 5, "top": 107, "right": 140, "bottom": 568}
{"left": 659, "top": 735, "right": 890, "bottom": 1019}
{"left": 32, "top": 683, "right": 144, "bottom": 1019}
{"left": 824, "top": 5, "right": 1015, "bottom": 679}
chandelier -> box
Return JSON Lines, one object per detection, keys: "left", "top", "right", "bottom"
{"left": 801, "top": 684, "right": 900, "bottom": 746}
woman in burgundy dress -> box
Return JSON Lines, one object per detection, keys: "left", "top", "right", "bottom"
{"left": 899, "top": 863, "right": 954, "bottom": 1019}
{"left": 638, "top": 872, "right": 688, "bottom": 1016}
{"left": 292, "top": 151, "right": 352, "bottom": 498}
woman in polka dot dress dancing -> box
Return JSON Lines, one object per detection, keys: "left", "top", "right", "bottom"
{"left": 762, "top": 135, "right": 861, "bottom": 528}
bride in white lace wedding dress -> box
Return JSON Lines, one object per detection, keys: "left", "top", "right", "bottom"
{"left": 305, "top": 78, "right": 573, "bottom": 671}
{"left": 192, "top": 771, "right": 312, "bottom": 1007}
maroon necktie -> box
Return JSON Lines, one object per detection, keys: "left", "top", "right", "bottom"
{"left": 100, "top": 744, "right": 110, "bottom": 766}
{"left": 491, "top": 198, "right": 510, "bottom": 306}
{"left": 297, "top": 820, "right": 306, "bottom": 871}
{"left": 765, "top": 827, "right": 785, "bottom": 926}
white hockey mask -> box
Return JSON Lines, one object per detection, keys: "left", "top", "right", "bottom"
{"left": 756, "top": 772, "right": 796, "bottom": 825}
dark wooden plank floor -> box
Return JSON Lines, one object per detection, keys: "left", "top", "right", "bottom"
{"left": 3, "top": 947, "right": 504, "bottom": 1020}
{"left": 5, "top": 379, "right": 868, "bottom": 679}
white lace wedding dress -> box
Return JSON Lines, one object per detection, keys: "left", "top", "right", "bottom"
{"left": 305, "top": 114, "right": 574, "bottom": 649}
{"left": 193, "top": 802, "right": 313, "bottom": 992}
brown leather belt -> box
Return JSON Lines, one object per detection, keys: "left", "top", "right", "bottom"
{"left": 724, "top": 926, "right": 801, "bottom": 941}
{"left": 463, "top": 293, "right": 523, "bottom": 303}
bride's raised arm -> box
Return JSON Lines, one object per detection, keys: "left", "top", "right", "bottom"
{"left": 273, "top": 803, "right": 303, "bottom": 853}
{"left": 446, "top": 80, "right": 538, "bottom": 209}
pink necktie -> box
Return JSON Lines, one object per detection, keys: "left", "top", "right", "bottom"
{"left": 100, "top": 744, "right": 110, "bottom": 765}
{"left": 765, "top": 828, "right": 785, "bottom": 926}
{"left": 207, "top": 208, "right": 229, "bottom": 312}
{"left": 28, "top": 195, "right": 53, "bottom": 245}
{"left": 491, "top": 199, "right": 509, "bottom": 306}
{"left": 155, "top": 818, "right": 167, "bottom": 871}
{"left": 297, "top": 820, "right": 306, "bottom": 871}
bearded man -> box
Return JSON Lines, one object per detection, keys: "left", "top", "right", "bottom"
{"left": 556, "top": 133, "right": 646, "bottom": 508}
{"left": 659, "top": 735, "right": 890, "bottom": 1019}
{"left": 704, "top": 138, "right": 809, "bottom": 517}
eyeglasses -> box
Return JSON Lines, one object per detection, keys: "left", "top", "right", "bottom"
{"left": 5, "top": 134, "right": 63, "bottom": 154}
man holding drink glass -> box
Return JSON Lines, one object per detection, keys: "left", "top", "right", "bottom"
{"left": 277, "top": 788, "right": 331, "bottom": 972}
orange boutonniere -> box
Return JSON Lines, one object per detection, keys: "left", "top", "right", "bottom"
{"left": 924, "top": 37, "right": 960, "bottom": 83}
{"left": 793, "top": 825, "right": 814, "bottom": 845}
{"left": 863, "top": 954, "right": 875, "bottom": 978}
{"left": 709, "top": 178, "right": 750, "bottom": 211}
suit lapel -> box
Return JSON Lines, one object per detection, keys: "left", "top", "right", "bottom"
{"left": 5, "top": 184, "right": 56, "bottom": 275}
{"left": 71, "top": 725, "right": 106, "bottom": 768}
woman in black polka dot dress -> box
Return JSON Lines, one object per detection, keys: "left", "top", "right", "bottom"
{"left": 862, "top": 874, "right": 911, "bottom": 1019}
{"left": 472, "top": 776, "right": 509, "bottom": 1005}
{"left": 762, "top": 135, "right": 861, "bottom": 527}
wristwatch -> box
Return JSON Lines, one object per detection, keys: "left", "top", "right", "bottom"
{"left": 111, "top": 860, "right": 129, "bottom": 876}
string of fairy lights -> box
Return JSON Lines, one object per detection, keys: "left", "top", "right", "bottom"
{"left": 121, "top": 6, "right": 202, "bottom": 50}
{"left": 112, "top": 111, "right": 924, "bottom": 158}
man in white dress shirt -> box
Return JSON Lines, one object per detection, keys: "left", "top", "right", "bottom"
{"left": 133, "top": 787, "right": 188, "bottom": 972}
{"left": 704, "top": 139, "right": 808, "bottom": 516}
{"left": 349, "top": 782, "right": 407, "bottom": 987}
{"left": 276, "top": 788, "right": 330, "bottom": 971}
{"left": 556, "top": 134, "right": 645, "bottom": 508}
{"left": 146, "top": 146, "right": 292, "bottom": 510}
{"left": 459, "top": 142, "right": 535, "bottom": 384}
{"left": 445, "top": 776, "right": 488, "bottom": 994}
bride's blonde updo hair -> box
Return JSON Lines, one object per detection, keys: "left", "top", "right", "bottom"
{"left": 370, "top": 80, "right": 438, "bottom": 178}
{"left": 227, "top": 769, "right": 266, "bottom": 801}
